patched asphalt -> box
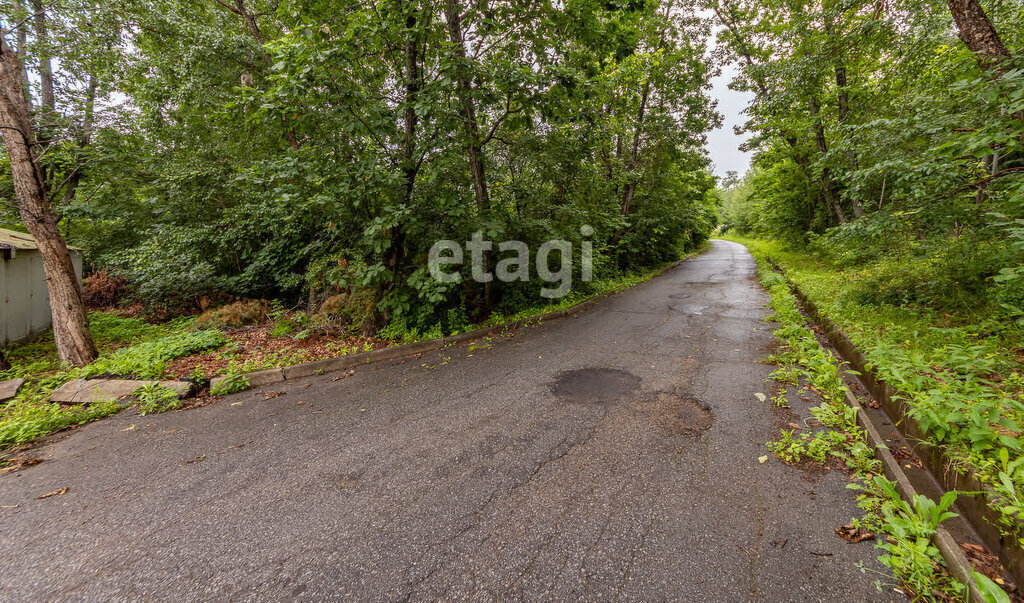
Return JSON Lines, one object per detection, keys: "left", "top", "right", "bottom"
{"left": 0, "top": 240, "right": 893, "bottom": 601}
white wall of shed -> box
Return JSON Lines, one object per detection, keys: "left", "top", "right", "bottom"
{"left": 1, "top": 250, "right": 84, "bottom": 346}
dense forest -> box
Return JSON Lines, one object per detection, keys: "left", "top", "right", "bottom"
{"left": 0, "top": 0, "right": 721, "bottom": 365}
{"left": 717, "top": 0, "right": 1023, "bottom": 322}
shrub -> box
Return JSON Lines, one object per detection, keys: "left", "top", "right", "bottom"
{"left": 192, "top": 300, "right": 270, "bottom": 330}
{"left": 317, "top": 289, "right": 376, "bottom": 330}
{"left": 269, "top": 317, "right": 300, "bottom": 337}
{"left": 83, "top": 266, "right": 128, "bottom": 308}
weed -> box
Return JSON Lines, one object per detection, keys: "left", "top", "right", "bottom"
{"left": 135, "top": 383, "right": 183, "bottom": 415}
{"left": 78, "top": 330, "right": 227, "bottom": 380}
{"left": 752, "top": 249, "right": 967, "bottom": 598}
{"left": 211, "top": 372, "right": 249, "bottom": 396}
{"left": 0, "top": 400, "right": 120, "bottom": 449}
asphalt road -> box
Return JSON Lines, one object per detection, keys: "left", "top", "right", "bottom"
{"left": 0, "top": 240, "right": 893, "bottom": 601}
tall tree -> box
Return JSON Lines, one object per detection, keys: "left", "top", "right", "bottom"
{"left": 946, "top": 0, "right": 1011, "bottom": 68}
{"left": 0, "top": 31, "right": 97, "bottom": 366}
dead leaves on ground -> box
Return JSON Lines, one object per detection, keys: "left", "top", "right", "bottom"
{"left": 960, "top": 543, "right": 1020, "bottom": 600}
{"left": 0, "top": 457, "right": 42, "bottom": 474}
{"left": 835, "top": 523, "right": 875, "bottom": 543}
{"left": 36, "top": 487, "right": 68, "bottom": 500}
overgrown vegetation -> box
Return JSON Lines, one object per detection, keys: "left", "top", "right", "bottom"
{"left": 754, "top": 253, "right": 971, "bottom": 600}
{"left": 0, "top": 0, "right": 719, "bottom": 332}
{"left": 738, "top": 235, "right": 1024, "bottom": 550}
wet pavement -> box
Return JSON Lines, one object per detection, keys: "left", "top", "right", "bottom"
{"left": 0, "top": 240, "right": 892, "bottom": 601}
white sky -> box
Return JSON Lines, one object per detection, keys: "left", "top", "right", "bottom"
{"left": 706, "top": 63, "right": 754, "bottom": 179}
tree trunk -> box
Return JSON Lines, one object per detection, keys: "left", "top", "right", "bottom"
{"left": 947, "top": 0, "right": 1011, "bottom": 69}
{"left": 234, "top": 0, "right": 264, "bottom": 44}
{"left": 621, "top": 71, "right": 652, "bottom": 217}
{"left": 834, "top": 66, "right": 865, "bottom": 218}
{"left": 809, "top": 97, "right": 848, "bottom": 224}
{"left": 0, "top": 36, "right": 97, "bottom": 366}
{"left": 29, "top": 0, "right": 54, "bottom": 127}
{"left": 364, "top": 6, "right": 424, "bottom": 335}
{"left": 12, "top": 0, "right": 30, "bottom": 105}
{"left": 444, "top": 0, "right": 489, "bottom": 212}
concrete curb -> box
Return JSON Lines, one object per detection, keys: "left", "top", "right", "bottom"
{"left": 210, "top": 247, "right": 705, "bottom": 393}
{"left": 763, "top": 258, "right": 1001, "bottom": 599}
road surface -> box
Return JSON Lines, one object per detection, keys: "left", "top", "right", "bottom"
{"left": 0, "top": 240, "right": 890, "bottom": 601}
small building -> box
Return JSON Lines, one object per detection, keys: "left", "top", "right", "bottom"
{"left": 0, "top": 228, "right": 84, "bottom": 347}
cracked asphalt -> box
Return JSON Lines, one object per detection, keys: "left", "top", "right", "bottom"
{"left": 0, "top": 240, "right": 893, "bottom": 601}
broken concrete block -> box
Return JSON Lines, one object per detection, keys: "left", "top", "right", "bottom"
{"left": 0, "top": 378, "right": 24, "bottom": 402}
{"left": 48, "top": 379, "right": 193, "bottom": 404}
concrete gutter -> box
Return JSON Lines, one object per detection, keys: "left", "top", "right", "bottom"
{"left": 211, "top": 247, "right": 707, "bottom": 392}
{"left": 846, "top": 386, "right": 985, "bottom": 601}
{"left": 765, "top": 259, "right": 1002, "bottom": 601}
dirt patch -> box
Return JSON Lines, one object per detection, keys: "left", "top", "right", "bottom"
{"left": 652, "top": 392, "right": 712, "bottom": 436}
{"left": 551, "top": 368, "right": 641, "bottom": 404}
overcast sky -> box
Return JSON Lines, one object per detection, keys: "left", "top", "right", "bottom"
{"left": 706, "top": 63, "right": 754, "bottom": 179}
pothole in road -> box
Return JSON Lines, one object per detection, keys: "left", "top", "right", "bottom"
{"left": 652, "top": 392, "right": 712, "bottom": 435}
{"left": 551, "top": 368, "right": 641, "bottom": 404}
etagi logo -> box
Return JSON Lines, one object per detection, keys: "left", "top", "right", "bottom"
{"left": 428, "top": 226, "right": 595, "bottom": 299}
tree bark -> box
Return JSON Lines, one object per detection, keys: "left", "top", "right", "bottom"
{"left": 0, "top": 36, "right": 97, "bottom": 366}
{"left": 444, "top": 0, "right": 489, "bottom": 212}
{"left": 29, "top": 0, "right": 54, "bottom": 126}
{"left": 809, "top": 97, "right": 848, "bottom": 224}
{"left": 947, "top": 0, "right": 1011, "bottom": 69}
{"left": 364, "top": 6, "right": 425, "bottom": 335}
{"left": 834, "top": 66, "right": 865, "bottom": 218}
{"left": 621, "top": 76, "right": 650, "bottom": 217}
{"left": 12, "top": 0, "right": 30, "bottom": 105}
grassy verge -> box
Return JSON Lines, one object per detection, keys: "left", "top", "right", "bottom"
{"left": 724, "top": 233, "right": 1024, "bottom": 551}
{"left": 751, "top": 250, "right": 973, "bottom": 600}
{"left": 0, "top": 244, "right": 710, "bottom": 454}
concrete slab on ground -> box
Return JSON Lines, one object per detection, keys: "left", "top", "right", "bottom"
{"left": 0, "top": 378, "right": 24, "bottom": 402}
{"left": 48, "top": 379, "right": 193, "bottom": 404}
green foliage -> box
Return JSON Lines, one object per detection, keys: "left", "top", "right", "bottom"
{"left": 0, "top": 400, "right": 121, "bottom": 449}
{"left": 78, "top": 330, "right": 228, "bottom": 380}
{"left": 851, "top": 476, "right": 967, "bottom": 601}
{"left": 0, "top": 0, "right": 720, "bottom": 327}
{"left": 754, "top": 252, "right": 967, "bottom": 598}
{"left": 210, "top": 372, "right": 250, "bottom": 396}
{"left": 742, "top": 235, "right": 1024, "bottom": 551}
{"left": 134, "top": 384, "right": 184, "bottom": 415}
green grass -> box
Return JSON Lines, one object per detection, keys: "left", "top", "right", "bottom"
{"left": 0, "top": 312, "right": 225, "bottom": 452}
{"left": 723, "top": 233, "right": 1024, "bottom": 549}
